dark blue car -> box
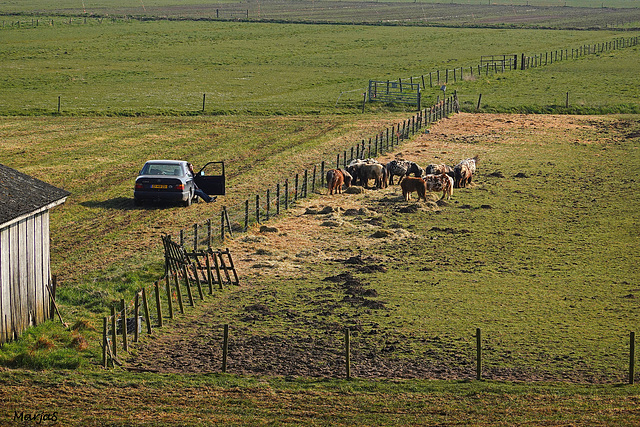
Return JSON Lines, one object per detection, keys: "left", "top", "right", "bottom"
{"left": 134, "top": 160, "right": 196, "bottom": 207}
{"left": 134, "top": 160, "right": 226, "bottom": 207}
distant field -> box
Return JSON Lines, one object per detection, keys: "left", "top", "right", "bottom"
{"left": 2, "top": 1, "right": 640, "bottom": 30}
{"left": 2, "top": 0, "right": 640, "bottom": 13}
{"left": 0, "top": 20, "right": 637, "bottom": 116}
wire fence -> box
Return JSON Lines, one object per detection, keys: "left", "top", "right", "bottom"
{"left": 171, "top": 94, "right": 459, "bottom": 251}
{"left": 101, "top": 93, "right": 460, "bottom": 369}
{"left": 384, "top": 36, "right": 639, "bottom": 94}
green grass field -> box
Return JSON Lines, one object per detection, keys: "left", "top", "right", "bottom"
{"left": 1, "top": 8, "right": 640, "bottom": 425}
{"left": 0, "top": 21, "right": 638, "bottom": 115}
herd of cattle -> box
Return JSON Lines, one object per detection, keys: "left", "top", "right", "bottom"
{"left": 326, "top": 155, "right": 479, "bottom": 202}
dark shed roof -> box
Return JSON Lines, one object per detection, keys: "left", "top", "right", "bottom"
{"left": 0, "top": 163, "right": 71, "bottom": 226}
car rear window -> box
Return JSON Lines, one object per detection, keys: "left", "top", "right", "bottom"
{"left": 141, "top": 163, "right": 184, "bottom": 176}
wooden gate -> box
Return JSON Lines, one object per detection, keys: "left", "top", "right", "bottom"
{"left": 368, "top": 80, "right": 421, "bottom": 109}
{"left": 162, "top": 235, "right": 238, "bottom": 289}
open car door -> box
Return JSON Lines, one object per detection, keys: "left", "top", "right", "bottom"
{"left": 194, "top": 161, "right": 226, "bottom": 196}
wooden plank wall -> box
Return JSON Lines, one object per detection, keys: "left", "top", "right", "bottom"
{"left": 0, "top": 210, "right": 52, "bottom": 344}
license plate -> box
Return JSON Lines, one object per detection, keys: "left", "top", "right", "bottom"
{"left": 151, "top": 184, "right": 168, "bottom": 189}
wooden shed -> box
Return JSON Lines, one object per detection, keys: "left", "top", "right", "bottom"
{"left": 0, "top": 164, "right": 70, "bottom": 343}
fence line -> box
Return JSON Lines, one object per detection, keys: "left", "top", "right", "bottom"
{"left": 102, "top": 310, "right": 638, "bottom": 383}
{"left": 100, "top": 93, "right": 638, "bottom": 385}
{"left": 96, "top": 35, "right": 639, "bottom": 373}
{"left": 101, "top": 94, "right": 459, "bottom": 367}
{"left": 382, "top": 36, "right": 638, "bottom": 94}
{"left": 171, "top": 93, "right": 459, "bottom": 251}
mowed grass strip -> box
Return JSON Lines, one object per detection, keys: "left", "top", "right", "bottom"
{"left": 1, "top": 371, "right": 640, "bottom": 426}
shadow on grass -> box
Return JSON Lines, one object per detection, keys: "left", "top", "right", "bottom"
{"left": 81, "top": 197, "right": 182, "bottom": 210}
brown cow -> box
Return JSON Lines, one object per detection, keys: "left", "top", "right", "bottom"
{"left": 424, "top": 173, "right": 454, "bottom": 200}
{"left": 400, "top": 177, "right": 427, "bottom": 201}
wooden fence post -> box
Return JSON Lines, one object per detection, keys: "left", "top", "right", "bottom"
{"left": 244, "top": 199, "right": 249, "bottom": 232}
{"left": 266, "top": 188, "right": 270, "bottom": 221}
{"left": 134, "top": 291, "right": 140, "bottom": 342}
{"left": 182, "top": 265, "right": 194, "bottom": 307}
{"left": 154, "top": 281, "right": 163, "bottom": 327}
{"left": 312, "top": 166, "right": 316, "bottom": 194}
{"left": 221, "top": 207, "right": 226, "bottom": 240}
{"left": 213, "top": 251, "right": 223, "bottom": 290}
{"left": 255, "top": 195, "right": 260, "bottom": 224}
{"left": 476, "top": 328, "right": 482, "bottom": 381}
{"left": 345, "top": 327, "right": 351, "bottom": 380}
{"left": 205, "top": 255, "right": 214, "bottom": 295}
{"left": 285, "top": 179, "right": 289, "bottom": 210}
{"left": 630, "top": 331, "right": 636, "bottom": 385}
{"left": 142, "top": 287, "right": 152, "bottom": 334}
{"left": 121, "top": 298, "right": 128, "bottom": 351}
{"left": 110, "top": 306, "right": 117, "bottom": 358}
{"left": 165, "top": 274, "right": 174, "bottom": 319}
{"left": 174, "top": 271, "right": 184, "bottom": 314}
{"left": 222, "top": 324, "right": 229, "bottom": 373}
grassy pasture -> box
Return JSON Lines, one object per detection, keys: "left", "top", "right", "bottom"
{"left": 1, "top": 114, "right": 640, "bottom": 426}
{"left": 114, "top": 114, "right": 639, "bottom": 384}
{"left": 456, "top": 44, "right": 640, "bottom": 112}
{"left": 0, "top": 113, "right": 409, "bottom": 312}
{"left": 0, "top": 21, "right": 638, "bottom": 115}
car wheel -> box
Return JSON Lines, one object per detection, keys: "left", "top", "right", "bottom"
{"left": 134, "top": 198, "right": 142, "bottom": 207}
{"left": 184, "top": 192, "right": 192, "bottom": 207}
